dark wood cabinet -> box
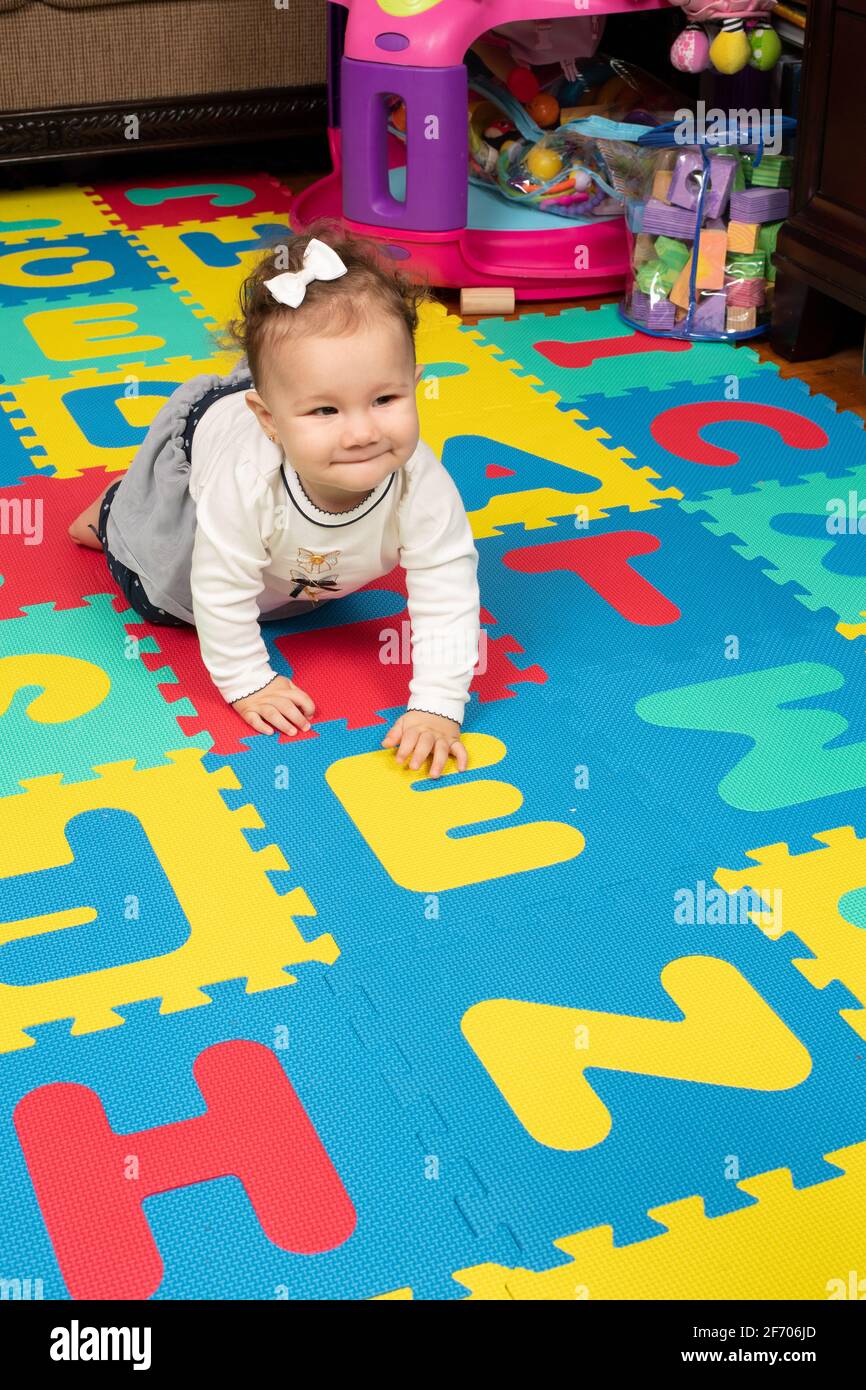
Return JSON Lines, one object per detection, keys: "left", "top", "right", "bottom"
{"left": 771, "top": 0, "right": 866, "bottom": 360}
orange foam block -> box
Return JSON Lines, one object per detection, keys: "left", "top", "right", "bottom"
{"left": 694, "top": 230, "right": 728, "bottom": 289}
{"left": 727, "top": 221, "right": 760, "bottom": 253}
{"left": 652, "top": 170, "right": 673, "bottom": 203}
{"left": 670, "top": 230, "right": 728, "bottom": 308}
{"left": 671, "top": 255, "right": 694, "bottom": 309}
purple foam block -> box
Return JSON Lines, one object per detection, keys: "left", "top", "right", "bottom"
{"left": 693, "top": 292, "right": 727, "bottom": 334}
{"left": 646, "top": 298, "right": 676, "bottom": 329}
{"left": 641, "top": 199, "right": 697, "bottom": 239}
{"left": 704, "top": 156, "right": 737, "bottom": 220}
{"left": 730, "top": 187, "right": 790, "bottom": 224}
{"left": 667, "top": 150, "right": 703, "bottom": 211}
{"left": 628, "top": 289, "right": 652, "bottom": 321}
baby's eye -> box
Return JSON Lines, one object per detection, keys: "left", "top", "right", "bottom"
{"left": 374, "top": 395, "right": 396, "bottom": 406}
{"left": 310, "top": 406, "right": 338, "bottom": 416}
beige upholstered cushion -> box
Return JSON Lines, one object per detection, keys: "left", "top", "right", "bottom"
{"left": 0, "top": 0, "right": 327, "bottom": 110}
{"left": 0, "top": 1, "right": 211, "bottom": 11}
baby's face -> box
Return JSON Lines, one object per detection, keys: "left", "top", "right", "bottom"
{"left": 253, "top": 317, "right": 424, "bottom": 498}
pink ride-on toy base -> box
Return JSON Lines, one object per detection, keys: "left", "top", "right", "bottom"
{"left": 292, "top": 128, "right": 630, "bottom": 302}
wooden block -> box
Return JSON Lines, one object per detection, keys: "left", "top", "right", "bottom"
{"left": 632, "top": 233, "right": 656, "bottom": 268}
{"left": 460, "top": 286, "right": 515, "bottom": 317}
{"left": 727, "top": 221, "right": 759, "bottom": 253}
{"left": 694, "top": 230, "right": 728, "bottom": 290}
{"left": 726, "top": 305, "right": 757, "bottom": 332}
{"left": 652, "top": 170, "right": 673, "bottom": 203}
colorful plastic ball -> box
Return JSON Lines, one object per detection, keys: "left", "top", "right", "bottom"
{"left": 709, "top": 22, "right": 752, "bottom": 75}
{"left": 749, "top": 25, "right": 782, "bottom": 70}
{"left": 528, "top": 92, "right": 561, "bottom": 129}
{"left": 507, "top": 66, "right": 540, "bottom": 103}
{"left": 671, "top": 23, "right": 710, "bottom": 74}
{"left": 526, "top": 144, "right": 564, "bottom": 182}
{"left": 390, "top": 103, "right": 406, "bottom": 132}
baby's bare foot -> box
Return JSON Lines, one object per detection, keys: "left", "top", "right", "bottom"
{"left": 68, "top": 516, "right": 104, "bottom": 550}
{"left": 69, "top": 487, "right": 110, "bottom": 549}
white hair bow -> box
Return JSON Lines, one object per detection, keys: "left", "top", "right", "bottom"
{"left": 263, "top": 238, "right": 348, "bottom": 308}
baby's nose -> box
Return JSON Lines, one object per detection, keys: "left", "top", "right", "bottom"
{"left": 343, "top": 414, "right": 380, "bottom": 447}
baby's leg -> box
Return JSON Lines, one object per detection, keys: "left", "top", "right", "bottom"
{"left": 68, "top": 485, "right": 112, "bottom": 549}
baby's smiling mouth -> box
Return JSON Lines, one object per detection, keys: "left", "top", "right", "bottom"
{"left": 336, "top": 450, "right": 388, "bottom": 464}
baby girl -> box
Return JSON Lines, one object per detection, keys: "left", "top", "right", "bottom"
{"left": 69, "top": 223, "right": 481, "bottom": 779}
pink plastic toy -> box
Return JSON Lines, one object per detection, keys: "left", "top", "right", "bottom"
{"left": 292, "top": 1, "right": 672, "bottom": 304}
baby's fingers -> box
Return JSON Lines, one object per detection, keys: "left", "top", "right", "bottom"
{"left": 243, "top": 710, "right": 276, "bottom": 736}
{"left": 428, "top": 738, "right": 453, "bottom": 779}
{"left": 408, "top": 730, "right": 437, "bottom": 771}
{"left": 394, "top": 727, "right": 420, "bottom": 765}
{"left": 287, "top": 684, "right": 316, "bottom": 720}
{"left": 266, "top": 700, "right": 316, "bottom": 736}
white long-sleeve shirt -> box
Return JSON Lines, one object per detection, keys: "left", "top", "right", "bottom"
{"left": 187, "top": 391, "right": 481, "bottom": 723}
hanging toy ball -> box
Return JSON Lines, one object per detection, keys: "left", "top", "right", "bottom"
{"left": 709, "top": 18, "right": 752, "bottom": 75}
{"left": 526, "top": 143, "right": 564, "bottom": 183}
{"left": 671, "top": 23, "right": 710, "bottom": 74}
{"left": 748, "top": 23, "right": 782, "bottom": 70}
{"left": 507, "top": 65, "right": 540, "bottom": 103}
{"left": 528, "top": 92, "right": 561, "bottom": 129}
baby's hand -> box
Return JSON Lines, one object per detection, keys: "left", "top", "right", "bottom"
{"left": 381, "top": 710, "right": 467, "bottom": 779}
{"left": 231, "top": 675, "right": 315, "bottom": 737}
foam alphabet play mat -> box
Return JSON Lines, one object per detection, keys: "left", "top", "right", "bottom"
{"left": 1, "top": 174, "right": 866, "bottom": 1300}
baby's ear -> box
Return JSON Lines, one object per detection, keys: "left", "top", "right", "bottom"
{"left": 245, "top": 390, "right": 270, "bottom": 429}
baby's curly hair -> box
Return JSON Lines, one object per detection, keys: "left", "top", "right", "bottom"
{"left": 215, "top": 218, "right": 434, "bottom": 394}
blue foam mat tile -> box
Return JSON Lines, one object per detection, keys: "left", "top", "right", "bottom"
{"left": 569, "top": 375, "right": 866, "bottom": 502}
{"left": 473, "top": 506, "right": 841, "bottom": 687}
{"left": 0, "top": 974, "right": 522, "bottom": 1301}
{"left": 573, "top": 619, "right": 866, "bottom": 861}
{"left": 0, "top": 230, "right": 170, "bottom": 308}
{"left": 204, "top": 678, "right": 711, "bottom": 953}
{"left": 317, "top": 866, "right": 866, "bottom": 1271}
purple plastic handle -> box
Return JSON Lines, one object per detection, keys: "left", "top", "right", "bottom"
{"left": 341, "top": 58, "right": 468, "bottom": 231}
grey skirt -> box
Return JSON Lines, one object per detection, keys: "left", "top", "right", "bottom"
{"left": 103, "top": 360, "right": 256, "bottom": 624}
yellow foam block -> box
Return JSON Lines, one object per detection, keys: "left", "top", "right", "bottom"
{"left": 727, "top": 220, "right": 760, "bottom": 253}
{"left": 651, "top": 170, "right": 673, "bottom": 203}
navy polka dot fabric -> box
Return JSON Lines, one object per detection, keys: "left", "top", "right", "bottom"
{"left": 97, "top": 481, "right": 190, "bottom": 627}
